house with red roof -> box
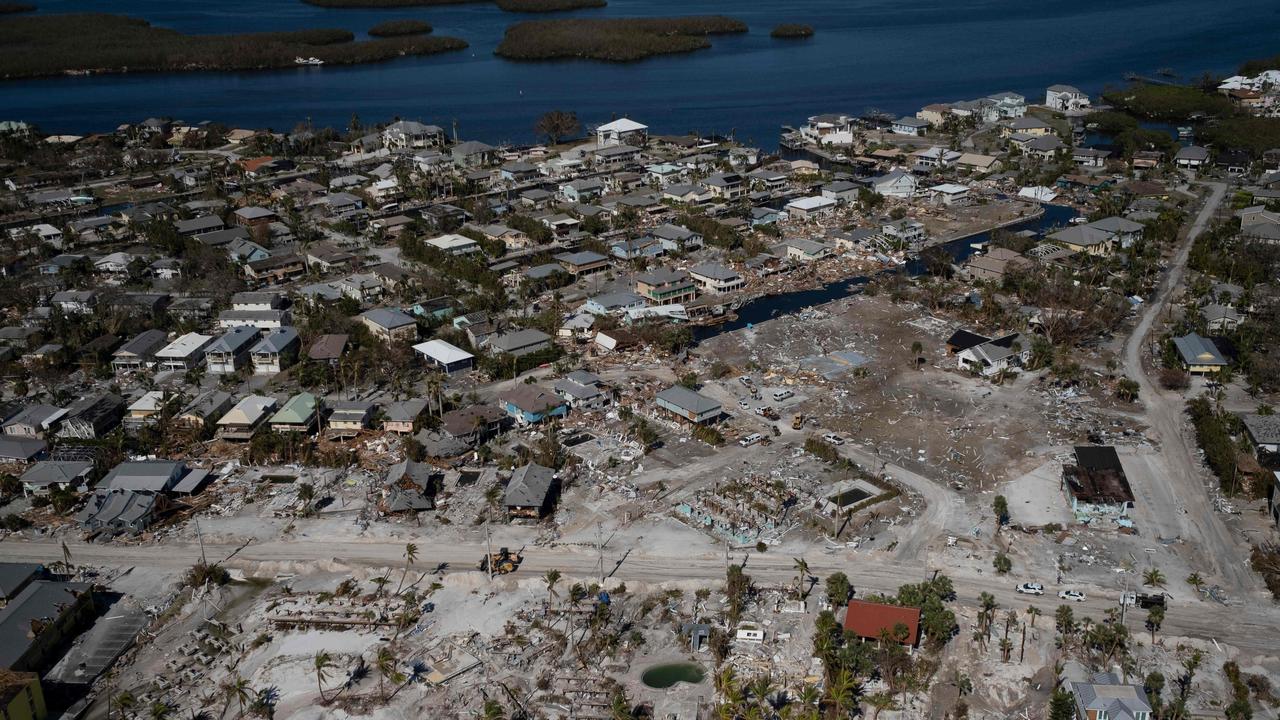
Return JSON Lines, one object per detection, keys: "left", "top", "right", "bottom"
{"left": 841, "top": 599, "right": 922, "bottom": 648}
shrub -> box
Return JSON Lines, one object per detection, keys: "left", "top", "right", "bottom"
{"left": 184, "top": 562, "right": 231, "bottom": 588}
{"left": 0, "top": 514, "right": 32, "bottom": 531}
{"left": 692, "top": 424, "right": 724, "bottom": 446}
{"left": 1159, "top": 368, "right": 1190, "bottom": 390}
{"left": 993, "top": 553, "right": 1012, "bottom": 575}
{"left": 770, "top": 23, "right": 813, "bottom": 39}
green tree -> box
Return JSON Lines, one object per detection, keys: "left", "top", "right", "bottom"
{"left": 992, "top": 495, "right": 1010, "bottom": 528}
{"left": 825, "top": 572, "right": 852, "bottom": 605}
{"left": 533, "top": 110, "right": 581, "bottom": 145}
{"left": 313, "top": 651, "right": 333, "bottom": 702}
{"left": 993, "top": 552, "right": 1012, "bottom": 575}
{"left": 1146, "top": 606, "right": 1165, "bottom": 644}
{"left": 543, "top": 568, "right": 561, "bottom": 616}
{"left": 1049, "top": 688, "right": 1074, "bottom": 720}
{"left": 1143, "top": 568, "right": 1166, "bottom": 589}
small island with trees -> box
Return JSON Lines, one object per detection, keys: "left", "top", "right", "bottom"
{"left": 0, "top": 3, "right": 36, "bottom": 13}
{"left": 304, "top": 0, "right": 606, "bottom": 11}
{"left": 0, "top": 13, "right": 468, "bottom": 80}
{"left": 368, "top": 19, "right": 433, "bottom": 37}
{"left": 770, "top": 23, "right": 814, "bottom": 39}
{"left": 495, "top": 15, "right": 747, "bottom": 62}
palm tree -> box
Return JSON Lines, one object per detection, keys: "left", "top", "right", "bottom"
{"left": 1185, "top": 572, "right": 1205, "bottom": 592}
{"left": 371, "top": 576, "right": 391, "bottom": 598}
{"left": 543, "top": 569, "right": 561, "bottom": 616}
{"left": 979, "top": 592, "right": 997, "bottom": 639}
{"left": 113, "top": 691, "right": 138, "bottom": 720}
{"left": 1146, "top": 606, "right": 1165, "bottom": 644}
{"left": 313, "top": 651, "right": 333, "bottom": 702}
{"left": 1143, "top": 568, "right": 1167, "bottom": 589}
{"left": 1026, "top": 605, "right": 1042, "bottom": 628}
{"left": 866, "top": 691, "right": 898, "bottom": 720}
{"left": 149, "top": 701, "right": 173, "bottom": 720}
{"left": 375, "top": 647, "right": 401, "bottom": 700}
{"left": 746, "top": 674, "right": 775, "bottom": 713}
{"left": 222, "top": 676, "right": 251, "bottom": 720}
{"left": 792, "top": 557, "right": 809, "bottom": 599}
{"left": 827, "top": 668, "right": 858, "bottom": 719}
{"left": 999, "top": 637, "right": 1014, "bottom": 662}
{"left": 795, "top": 684, "right": 821, "bottom": 720}
{"left": 484, "top": 485, "right": 503, "bottom": 521}
{"left": 395, "top": 543, "right": 418, "bottom": 596}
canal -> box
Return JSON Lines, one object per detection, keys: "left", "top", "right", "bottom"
{"left": 695, "top": 202, "right": 1079, "bottom": 340}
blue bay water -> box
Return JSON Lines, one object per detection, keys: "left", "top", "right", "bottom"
{"left": 3, "top": 0, "right": 1279, "bottom": 145}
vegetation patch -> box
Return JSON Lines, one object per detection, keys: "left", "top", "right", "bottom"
{"left": 0, "top": 13, "right": 468, "bottom": 79}
{"left": 0, "top": 3, "right": 35, "bottom": 13}
{"left": 495, "top": 0, "right": 606, "bottom": 11}
{"left": 1197, "top": 116, "right": 1280, "bottom": 156}
{"left": 1100, "top": 83, "right": 1233, "bottom": 121}
{"left": 495, "top": 16, "right": 747, "bottom": 62}
{"left": 770, "top": 23, "right": 813, "bottom": 39}
{"left": 368, "top": 19, "right": 432, "bottom": 36}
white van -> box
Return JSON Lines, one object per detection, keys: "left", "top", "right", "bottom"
{"left": 772, "top": 389, "right": 794, "bottom": 402}
{"left": 739, "top": 433, "right": 764, "bottom": 447}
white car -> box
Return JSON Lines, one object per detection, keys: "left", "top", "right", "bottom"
{"left": 1058, "top": 590, "right": 1087, "bottom": 602}
{"left": 822, "top": 432, "right": 845, "bottom": 446}
{"left": 738, "top": 400, "right": 750, "bottom": 410}
{"left": 1015, "top": 583, "right": 1044, "bottom": 596}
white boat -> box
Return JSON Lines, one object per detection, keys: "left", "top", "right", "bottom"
{"left": 294, "top": 56, "right": 324, "bottom": 66}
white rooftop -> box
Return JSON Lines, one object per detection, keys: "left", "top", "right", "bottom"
{"left": 413, "top": 339, "right": 475, "bottom": 365}
{"left": 598, "top": 118, "right": 648, "bottom": 132}
{"left": 156, "top": 332, "right": 212, "bottom": 359}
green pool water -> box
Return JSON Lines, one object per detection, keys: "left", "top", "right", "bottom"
{"left": 640, "top": 662, "right": 706, "bottom": 689}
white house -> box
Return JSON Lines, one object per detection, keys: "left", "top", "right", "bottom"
{"left": 785, "top": 196, "right": 838, "bottom": 220}
{"left": 1045, "top": 85, "right": 1091, "bottom": 112}
{"left": 413, "top": 339, "right": 475, "bottom": 374}
{"left": 427, "top": 233, "right": 482, "bottom": 256}
{"left": 596, "top": 118, "right": 648, "bottom": 148}
{"left": 891, "top": 117, "right": 930, "bottom": 136}
{"left": 929, "top": 183, "right": 971, "bottom": 206}
{"left": 872, "top": 170, "right": 918, "bottom": 199}
{"left": 689, "top": 263, "right": 744, "bottom": 293}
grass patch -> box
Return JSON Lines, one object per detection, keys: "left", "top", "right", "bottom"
{"left": 495, "top": 15, "right": 746, "bottom": 62}
{"left": 369, "top": 19, "right": 432, "bottom": 36}
{"left": 1101, "top": 83, "right": 1233, "bottom": 121}
{"left": 0, "top": 12, "right": 467, "bottom": 79}
{"left": 770, "top": 23, "right": 813, "bottom": 39}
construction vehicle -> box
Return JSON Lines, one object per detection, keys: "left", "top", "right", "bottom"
{"left": 791, "top": 413, "right": 804, "bottom": 430}
{"left": 478, "top": 547, "right": 523, "bottom": 575}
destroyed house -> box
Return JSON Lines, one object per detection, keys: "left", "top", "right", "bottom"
{"left": 76, "top": 490, "right": 163, "bottom": 534}
{"left": 1063, "top": 446, "right": 1134, "bottom": 519}
{"left": 841, "top": 599, "right": 921, "bottom": 647}
{"left": 500, "top": 385, "right": 567, "bottom": 425}
{"left": 382, "top": 459, "right": 441, "bottom": 513}
{"left": 0, "top": 580, "right": 95, "bottom": 672}
{"left": 56, "top": 394, "right": 124, "bottom": 439}
{"left": 504, "top": 463, "right": 558, "bottom": 520}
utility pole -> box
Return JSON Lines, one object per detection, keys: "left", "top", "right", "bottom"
{"left": 485, "top": 525, "right": 494, "bottom": 581}
{"left": 596, "top": 523, "right": 605, "bottom": 584}
{"left": 195, "top": 516, "right": 207, "bottom": 567}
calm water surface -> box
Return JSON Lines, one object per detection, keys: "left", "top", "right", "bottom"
{"left": 3, "top": 0, "right": 1279, "bottom": 144}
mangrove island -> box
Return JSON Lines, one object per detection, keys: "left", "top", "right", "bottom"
{"left": 495, "top": 15, "right": 747, "bottom": 62}
{"left": 771, "top": 23, "right": 814, "bottom": 39}
{"left": 303, "top": 0, "right": 607, "bottom": 11}
{"left": 0, "top": 13, "right": 468, "bottom": 80}
{"left": 368, "top": 19, "right": 433, "bottom": 37}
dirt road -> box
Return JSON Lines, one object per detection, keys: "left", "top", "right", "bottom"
{"left": 1118, "top": 181, "right": 1257, "bottom": 593}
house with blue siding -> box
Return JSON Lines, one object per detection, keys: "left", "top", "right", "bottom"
{"left": 500, "top": 385, "right": 568, "bottom": 426}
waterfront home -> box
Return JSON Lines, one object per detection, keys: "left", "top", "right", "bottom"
{"left": 1174, "top": 145, "right": 1210, "bottom": 170}
{"left": 750, "top": 207, "right": 782, "bottom": 227}
{"left": 961, "top": 247, "right": 1029, "bottom": 282}
{"left": 912, "top": 146, "right": 962, "bottom": 169}
{"left": 270, "top": 392, "right": 321, "bottom": 434}
{"left": 413, "top": 339, "right": 475, "bottom": 374}
{"left": 1001, "top": 116, "right": 1054, "bottom": 138}
{"left": 776, "top": 238, "right": 831, "bottom": 262}
{"left": 584, "top": 291, "right": 646, "bottom": 316}
{"left": 217, "top": 395, "right": 277, "bottom": 440}
{"left": 929, "top": 183, "right": 971, "bottom": 206}
{"left": 821, "top": 181, "right": 861, "bottom": 204}
{"left": 554, "top": 249, "right": 608, "bottom": 276}
{"left": 155, "top": 332, "right": 213, "bottom": 372}
{"left": 1016, "top": 134, "right": 1066, "bottom": 159}
{"left": 891, "top": 117, "right": 929, "bottom": 136}
{"left": 560, "top": 178, "right": 606, "bottom": 203}
{"left": 500, "top": 385, "right": 568, "bottom": 426}
{"left": 916, "top": 103, "right": 951, "bottom": 126}
{"left": 635, "top": 268, "right": 698, "bottom": 305}
{"left": 800, "top": 113, "right": 855, "bottom": 144}
{"left": 596, "top": 118, "right": 648, "bottom": 148}
{"left": 882, "top": 219, "right": 927, "bottom": 247}
{"left": 1173, "top": 333, "right": 1227, "bottom": 374}
{"left": 1045, "top": 85, "right": 1091, "bottom": 112}
{"left": 987, "top": 91, "right": 1028, "bottom": 118}
{"left": 205, "top": 326, "right": 259, "bottom": 375}
{"left": 647, "top": 163, "right": 685, "bottom": 186}
{"left": 1072, "top": 147, "right": 1111, "bottom": 168}
{"left": 360, "top": 308, "right": 418, "bottom": 343}
{"left": 702, "top": 172, "right": 746, "bottom": 201}
{"left": 748, "top": 167, "right": 789, "bottom": 191}
{"left": 250, "top": 328, "right": 300, "bottom": 375}
{"left": 689, "top": 263, "right": 745, "bottom": 294}
{"left": 1047, "top": 225, "right": 1116, "bottom": 256}
{"left": 655, "top": 386, "right": 722, "bottom": 425}
{"left": 382, "top": 120, "right": 445, "bottom": 149}
{"left": 452, "top": 140, "right": 497, "bottom": 168}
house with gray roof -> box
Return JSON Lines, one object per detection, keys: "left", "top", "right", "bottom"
{"left": 1172, "top": 332, "right": 1227, "bottom": 373}
{"left": 103, "top": 460, "right": 188, "bottom": 492}
{"left": 504, "top": 463, "right": 558, "bottom": 520}
{"left": 487, "top": 328, "right": 552, "bottom": 357}
{"left": 655, "top": 386, "right": 722, "bottom": 425}
{"left": 360, "top": 308, "right": 418, "bottom": 343}
{"left": 1063, "top": 671, "right": 1152, "bottom": 720}
{"left": 205, "top": 326, "right": 260, "bottom": 375}
{"left": 19, "top": 460, "right": 93, "bottom": 494}
{"left": 250, "top": 327, "right": 300, "bottom": 375}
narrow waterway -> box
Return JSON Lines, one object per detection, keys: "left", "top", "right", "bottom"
{"left": 696, "top": 203, "right": 1079, "bottom": 340}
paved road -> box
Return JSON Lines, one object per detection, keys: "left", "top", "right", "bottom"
{"left": 0, "top": 534, "right": 1272, "bottom": 653}
{"left": 1117, "top": 181, "right": 1258, "bottom": 593}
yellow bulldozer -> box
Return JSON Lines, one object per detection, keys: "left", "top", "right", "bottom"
{"left": 478, "top": 547, "right": 523, "bottom": 575}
